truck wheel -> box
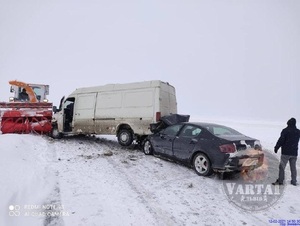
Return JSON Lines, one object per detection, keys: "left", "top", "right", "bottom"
{"left": 117, "top": 129, "right": 133, "bottom": 146}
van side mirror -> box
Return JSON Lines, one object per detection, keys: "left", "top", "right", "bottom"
{"left": 10, "top": 86, "right": 14, "bottom": 93}
{"left": 53, "top": 106, "right": 57, "bottom": 113}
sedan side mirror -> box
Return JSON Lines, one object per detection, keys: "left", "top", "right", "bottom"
{"left": 159, "top": 133, "right": 166, "bottom": 139}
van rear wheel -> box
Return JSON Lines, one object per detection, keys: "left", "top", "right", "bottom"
{"left": 117, "top": 129, "right": 133, "bottom": 146}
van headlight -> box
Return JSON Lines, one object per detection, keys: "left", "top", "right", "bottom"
{"left": 9, "top": 97, "right": 14, "bottom": 102}
{"left": 43, "top": 99, "right": 48, "bottom": 103}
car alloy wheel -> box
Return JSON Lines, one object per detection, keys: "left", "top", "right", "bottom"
{"left": 193, "top": 153, "right": 213, "bottom": 176}
{"left": 143, "top": 139, "right": 153, "bottom": 155}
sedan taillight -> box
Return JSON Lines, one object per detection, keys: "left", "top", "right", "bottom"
{"left": 219, "top": 144, "right": 236, "bottom": 153}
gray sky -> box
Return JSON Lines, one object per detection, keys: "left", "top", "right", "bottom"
{"left": 0, "top": 0, "right": 299, "bottom": 122}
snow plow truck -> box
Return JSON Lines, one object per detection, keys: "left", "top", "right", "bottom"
{"left": 0, "top": 80, "right": 53, "bottom": 134}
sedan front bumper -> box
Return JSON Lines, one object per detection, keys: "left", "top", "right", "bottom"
{"left": 216, "top": 149, "right": 264, "bottom": 173}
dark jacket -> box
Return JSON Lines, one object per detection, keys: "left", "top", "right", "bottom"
{"left": 19, "top": 90, "right": 29, "bottom": 101}
{"left": 275, "top": 118, "right": 300, "bottom": 156}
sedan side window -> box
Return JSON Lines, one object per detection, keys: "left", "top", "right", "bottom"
{"left": 163, "top": 125, "right": 183, "bottom": 136}
{"left": 212, "top": 126, "right": 242, "bottom": 136}
{"left": 180, "top": 125, "right": 202, "bottom": 137}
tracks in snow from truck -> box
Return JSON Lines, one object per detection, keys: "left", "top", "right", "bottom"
{"left": 49, "top": 136, "right": 183, "bottom": 225}
{"left": 45, "top": 135, "right": 274, "bottom": 226}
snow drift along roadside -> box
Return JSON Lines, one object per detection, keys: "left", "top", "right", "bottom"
{"left": 0, "top": 134, "right": 57, "bottom": 226}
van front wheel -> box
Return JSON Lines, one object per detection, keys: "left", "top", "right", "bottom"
{"left": 117, "top": 129, "right": 133, "bottom": 146}
{"left": 51, "top": 127, "right": 62, "bottom": 139}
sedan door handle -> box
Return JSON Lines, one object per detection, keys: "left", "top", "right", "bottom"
{"left": 190, "top": 138, "right": 198, "bottom": 144}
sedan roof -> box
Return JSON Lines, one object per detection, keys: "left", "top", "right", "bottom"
{"left": 181, "top": 122, "right": 226, "bottom": 127}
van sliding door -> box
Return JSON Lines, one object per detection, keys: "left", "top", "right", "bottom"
{"left": 94, "top": 92, "right": 122, "bottom": 134}
{"left": 73, "top": 93, "right": 97, "bottom": 133}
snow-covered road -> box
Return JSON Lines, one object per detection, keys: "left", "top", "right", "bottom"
{"left": 49, "top": 136, "right": 260, "bottom": 226}
{"left": 1, "top": 121, "right": 300, "bottom": 226}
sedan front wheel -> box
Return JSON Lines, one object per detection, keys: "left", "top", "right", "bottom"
{"left": 142, "top": 139, "right": 153, "bottom": 155}
{"left": 193, "top": 153, "right": 213, "bottom": 176}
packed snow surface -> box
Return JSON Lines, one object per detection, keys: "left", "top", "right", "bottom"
{"left": 1, "top": 119, "right": 300, "bottom": 226}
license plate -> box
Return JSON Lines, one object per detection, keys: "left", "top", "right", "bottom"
{"left": 241, "top": 158, "right": 258, "bottom": 167}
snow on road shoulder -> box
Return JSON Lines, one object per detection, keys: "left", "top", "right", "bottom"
{"left": 0, "top": 134, "right": 58, "bottom": 226}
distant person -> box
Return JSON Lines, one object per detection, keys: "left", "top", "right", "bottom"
{"left": 273, "top": 118, "right": 300, "bottom": 186}
{"left": 19, "top": 88, "right": 29, "bottom": 101}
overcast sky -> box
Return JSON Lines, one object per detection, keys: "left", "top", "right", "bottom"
{"left": 0, "top": 0, "right": 299, "bottom": 122}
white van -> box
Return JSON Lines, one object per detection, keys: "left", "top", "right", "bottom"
{"left": 51, "top": 80, "right": 177, "bottom": 146}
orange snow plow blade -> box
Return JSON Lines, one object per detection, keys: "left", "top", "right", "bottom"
{"left": 0, "top": 102, "right": 52, "bottom": 134}
{"left": 9, "top": 80, "right": 38, "bottom": 103}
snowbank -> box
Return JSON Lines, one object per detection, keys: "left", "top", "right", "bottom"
{"left": 0, "top": 134, "right": 57, "bottom": 226}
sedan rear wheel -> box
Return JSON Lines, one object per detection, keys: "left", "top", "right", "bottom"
{"left": 143, "top": 139, "right": 153, "bottom": 155}
{"left": 193, "top": 153, "right": 213, "bottom": 176}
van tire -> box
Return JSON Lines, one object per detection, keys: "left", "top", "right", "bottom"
{"left": 51, "top": 127, "right": 62, "bottom": 139}
{"left": 117, "top": 129, "right": 133, "bottom": 146}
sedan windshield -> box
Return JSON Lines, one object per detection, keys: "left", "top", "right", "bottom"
{"left": 206, "top": 125, "right": 243, "bottom": 136}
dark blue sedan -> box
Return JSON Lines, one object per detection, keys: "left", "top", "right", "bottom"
{"left": 143, "top": 122, "right": 264, "bottom": 176}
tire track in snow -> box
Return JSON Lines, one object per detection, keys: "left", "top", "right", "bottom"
{"left": 41, "top": 137, "right": 65, "bottom": 226}
{"left": 59, "top": 137, "right": 239, "bottom": 225}
{"left": 61, "top": 136, "right": 182, "bottom": 225}
{"left": 50, "top": 136, "right": 162, "bottom": 225}
{"left": 91, "top": 139, "right": 183, "bottom": 226}
{"left": 43, "top": 177, "right": 64, "bottom": 226}
{"left": 46, "top": 136, "right": 289, "bottom": 226}
{"left": 96, "top": 140, "right": 280, "bottom": 226}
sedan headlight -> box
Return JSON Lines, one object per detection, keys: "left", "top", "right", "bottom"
{"left": 254, "top": 140, "right": 262, "bottom": 150}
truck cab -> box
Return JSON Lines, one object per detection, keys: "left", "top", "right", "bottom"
{"left": 10, "top": 83, "right": 50, "bottom": 103}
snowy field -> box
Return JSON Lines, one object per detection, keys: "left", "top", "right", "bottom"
{"left": 1, "top": 119, "right": 300, "bottom": 226}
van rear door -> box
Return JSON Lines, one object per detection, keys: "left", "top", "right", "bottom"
{"left": 73, "top": 93, "right": 97, "bottom": 133}
{"left": 159, "top": 84, "right": 177, "bottom": 116}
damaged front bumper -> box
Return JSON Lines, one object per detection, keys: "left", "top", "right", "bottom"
{"left": 214, "top": 149, "right": 264, "bottom": 173}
